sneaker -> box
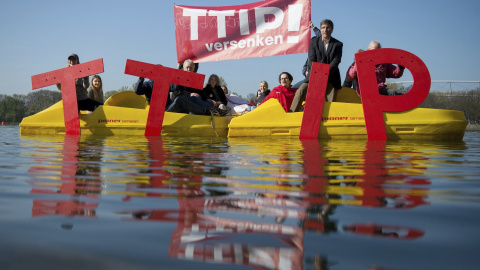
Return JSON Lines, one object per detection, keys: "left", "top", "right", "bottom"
{"left": 208, "top": 108, "right": 221, "bottom": 117}
{"left": 218, "top": 107, "right": 231, "bottom": 116}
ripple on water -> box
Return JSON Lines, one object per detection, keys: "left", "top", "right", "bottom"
{"left": 1, "top": 126, "right": 480, "bottom": 269}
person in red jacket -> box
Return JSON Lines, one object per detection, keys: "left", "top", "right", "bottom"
{"left": 259, "top": 72, "right": 297, "bottom": 112}
{"left": 346, "top": 40, "right": 405, "bottom": 96}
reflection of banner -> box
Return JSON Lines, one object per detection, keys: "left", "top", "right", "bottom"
{"left": 169, "top": 213, "right": 304, "bottom": 269}
{"left": 174, "top": 0, "right": 311, "bottom": 63}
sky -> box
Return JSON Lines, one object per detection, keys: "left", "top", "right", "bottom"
{"left": 1, "top": 0, "right": 479, "bottom": 98}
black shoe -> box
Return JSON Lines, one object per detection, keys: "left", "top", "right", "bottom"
{"left": 208, "top": 108, "right": 221, "bottom": 117}
{"left": 218, "top": 107, "right": 231, "bottom": 116}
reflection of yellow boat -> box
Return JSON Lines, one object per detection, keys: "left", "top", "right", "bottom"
{"left": 228, "top": 88, "right": 468, "bottom": 141}
{"left": 20, "top": 91, "right": 231, "bottom": 136}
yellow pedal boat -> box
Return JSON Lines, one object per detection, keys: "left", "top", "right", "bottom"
{"left": 20, "top": 91, "right": 231, "bottom": 136}
{"left": 20, "top": 88, "right": 468, "bottom": 140}
{"left": 227, "top": 88, "right": 468, "bottom": 141}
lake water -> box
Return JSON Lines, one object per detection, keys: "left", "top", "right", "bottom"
{"left": 1, "top": 125, "right": 479, "bottom": 270}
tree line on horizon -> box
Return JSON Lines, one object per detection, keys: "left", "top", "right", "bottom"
{"left": 1, "top": 87, "right": 479, "bottom": 125}
{"left": 0, "top": 90, "right": 62, "bottom": 123}
{"left": 390, "top": 83, "right": 480, "bottom": 124}
{"left": 419, "top": 88, "right": 480, "bottom": 124}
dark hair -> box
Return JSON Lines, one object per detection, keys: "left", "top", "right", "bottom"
{"left": 221, "top": 85, "right": 228, "bottom": 94}
{"left": 66, "top": 53, "right": 80, "bottom": 67}
{"left": 320, "top": 19, "right": 334, "bottom": 29}
{"left": 278, "top": 72, "right": 293, "bottom": 83}
{"left": 208, "top": 74, "right": 220, "bottom": 86}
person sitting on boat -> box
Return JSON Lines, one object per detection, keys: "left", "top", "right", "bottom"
{"left": 134, "top": 64, "right": 173, "bottom": 109}
{"left": 221, "top": 85, "right": 250, "bottom": 114}
{"left": 221, "top": 85, "right": 230, "bottom": 95}
{"left": 177, "top": 61, "right": 199, "bottom": 73}
{"left": 248, "top": 81, "right": 270, "bottom": 111}
{"left": 87, "top": 75, "right": 104, "bottom": 104}
{"left": 290, "top": 19, "right": 343, "bottom": 112}
{"left": 56, "top": 54, "right": 103, "bottom": 112}
{"left": 134, "top": 61, "right": 199, "bottom": 108}
{"left": 203, "top": 74, "right": 229, "bottom": 112}
{"left": 167, "top": 60, "right": 228, "bottom": 116}
{"left": 342, "top": 49, "right": 364, "bottom": 89}
{"left": 346, "top": 41, "right": 405, "bottom": 96}
{"left": 258, "top": 72, "right": 297, "bottom": 113}
{"left": 255, "top": 81, "right": 271, "bottom": 106}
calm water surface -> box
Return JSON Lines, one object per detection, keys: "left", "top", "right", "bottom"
{"left": 1, "top": 125, "right": 480, "bottom": 270}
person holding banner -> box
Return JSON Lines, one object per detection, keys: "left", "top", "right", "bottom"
{"left": 301, "top": 21, "right": 322, "bottom": 78}
{"left": 309, "top": 20, "right": 321, "bottom": 37}
{"left": 259, "top": 72, "right": 297, "bottom": 113}
{"left": 290, "top": 19, "right": 343, "bottom": 112}
{"left": 346, "top": 41, "right": 405, "bottom": 96}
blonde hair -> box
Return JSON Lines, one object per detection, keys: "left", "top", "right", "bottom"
{"left": 260, "top": 81, "right": 269, "bottom": 89}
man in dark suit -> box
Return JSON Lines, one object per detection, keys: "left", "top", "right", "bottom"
{"left": 290, "top": 19, "right": 343, "bottom": 112}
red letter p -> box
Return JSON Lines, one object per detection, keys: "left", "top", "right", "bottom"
{"left": 355, "top": 49, "right": 431, "bottom": 140}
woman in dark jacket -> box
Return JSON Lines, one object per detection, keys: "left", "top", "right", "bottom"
{"left": 203, "top": 74, "right": 228, "bottom": 109}
{"left": 255, "top": 81, "right": 270, "bottom": 106}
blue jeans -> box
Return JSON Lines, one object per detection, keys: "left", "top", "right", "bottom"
{"left": 166, "top": 96, "right": 210, "bottom": 115}
{"left": 188, "top": 96, "right": 214, "bottom": 110}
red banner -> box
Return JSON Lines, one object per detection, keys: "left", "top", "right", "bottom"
{"left": 174, "top": 0, "right": 311, "bottom": 63}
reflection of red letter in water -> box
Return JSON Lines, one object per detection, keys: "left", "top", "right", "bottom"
{"left": 355, "top": 49, "right": 431, "bottom": 140}
{"left": 31, "top": 59, "right": 104, "bottom": 135}
{"left": 124, "top": 60, "right": 205, "bottom": 136}
{"left": 30, "top": 136, "right": 100, "bottom": 218}
{"left": 300, "top": 139, "right": 329, "bottom": 196}
{"left": 343, "top": 223, "right": 425, "bottom": 240}
{"left": 299, "top": 62, "right": 330, "bottom": 139}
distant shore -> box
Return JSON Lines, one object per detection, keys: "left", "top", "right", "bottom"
{"left": 467, "top": 124, "right": 480, "bottom": 131}
{"left": 5, "top": 123, "right": 480, "bottom": 132}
